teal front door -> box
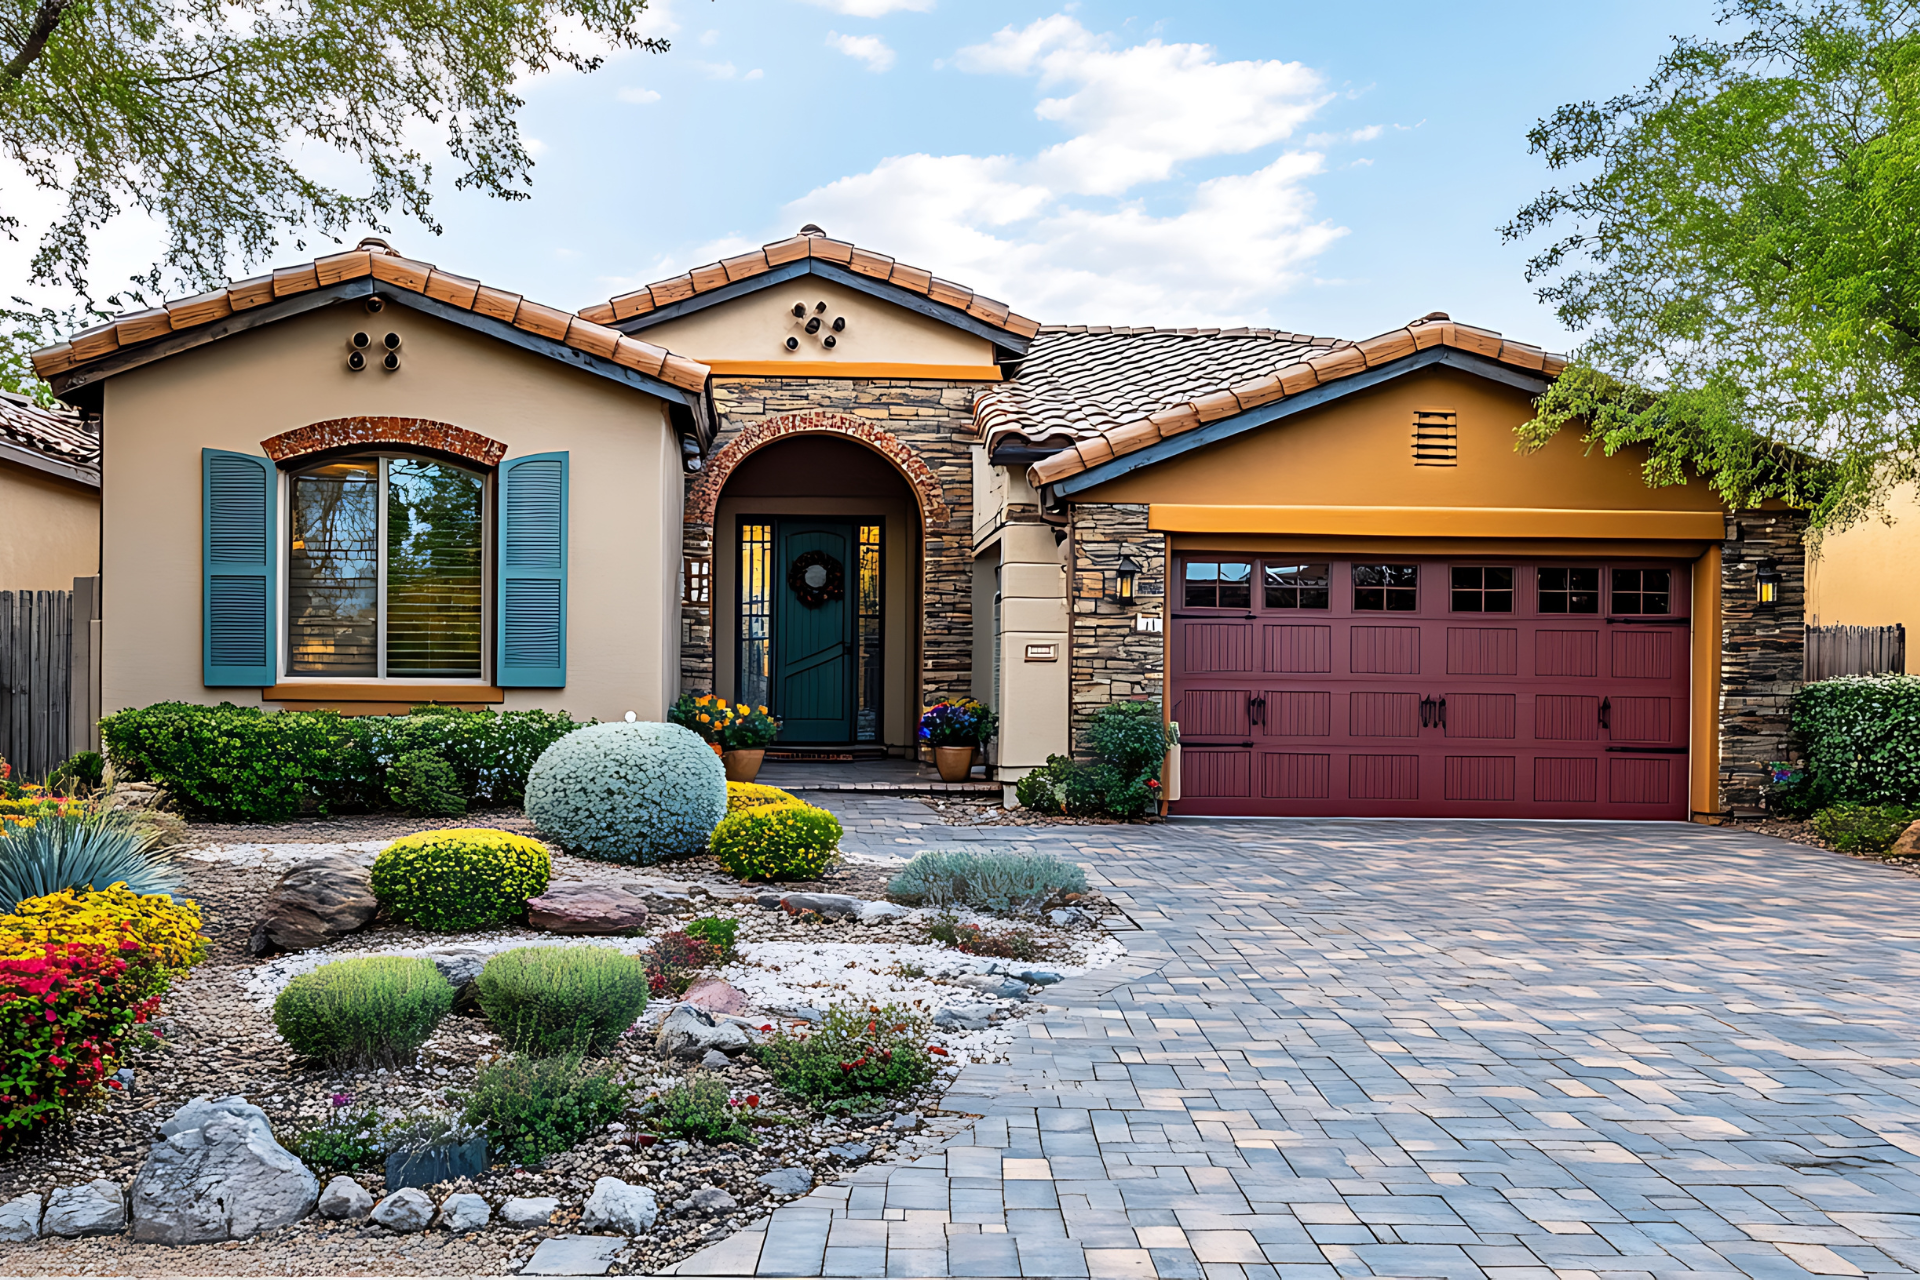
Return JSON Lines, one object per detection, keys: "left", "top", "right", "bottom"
{"left": 774, "top": 521, "right": 855, "bottom": 742}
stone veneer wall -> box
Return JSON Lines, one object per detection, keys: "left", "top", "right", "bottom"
{"left": 680, "top": 377, "right": 977, "bottom": 716}
{"left": 1718, "top": 510, "right": 1808, "bottom": 814}
{"left": 1067, "top": 503, "right": 1164, "bottom": 754}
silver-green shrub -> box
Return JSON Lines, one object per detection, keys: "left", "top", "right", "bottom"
{"left": 886, "top": 846, "right": 1088, "bottom": 915}
{"left": 523, "top": 722, "right": 726, "bottom": 864}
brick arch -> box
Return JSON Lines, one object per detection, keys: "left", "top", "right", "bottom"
{"left": 686, "top": 411, "right": 949, "bottom": 530}
{"left": 261, "top": 417, "right": 508, "bottom": 468}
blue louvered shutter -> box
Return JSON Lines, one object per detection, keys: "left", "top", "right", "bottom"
{"left": 202, "top": 449, "right": 277, "bottom": 687}
{"left": 496, "top": 452, "right": 568, "bottom": 687}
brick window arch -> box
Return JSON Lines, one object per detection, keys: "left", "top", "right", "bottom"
{"left": 261, "top": 417, "right": 508, "bottom": 468}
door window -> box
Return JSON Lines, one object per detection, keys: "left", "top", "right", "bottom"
{"left": 1263, "top": 563, "right": 1330, "bottom": 609}
{"left": 1185, "top": 560, "right": 1252, "bottom": 608}
{"left": 1537, "top": 567, "right": 1600, "bottom": 614}
{"left": 1353, "top": 564, "right": 1418, "bottom": 611}
{"left": 1449, "top": 566, "right": 1513, "bottom": 613}
{"left": 1611, "top": 568, "right": 1671, "bottom": 614}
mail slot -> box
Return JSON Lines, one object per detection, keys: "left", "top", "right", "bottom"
{"left": 1024, "top": 643, "right": 1058, "bottom": 662}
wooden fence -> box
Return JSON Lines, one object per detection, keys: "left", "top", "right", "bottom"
{"left": 1805, "top": 623, "right": 1907, "bottom": 682}
{"left": 0, "top": 579, "right": 100, "bottom": 782}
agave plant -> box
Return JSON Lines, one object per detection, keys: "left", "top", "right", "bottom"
{"left": 0, "top": 810, "right": 183, "bottom": 910}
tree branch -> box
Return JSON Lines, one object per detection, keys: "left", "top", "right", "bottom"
{"left": 2, "top": 0, "right": 77, "bottom": 82}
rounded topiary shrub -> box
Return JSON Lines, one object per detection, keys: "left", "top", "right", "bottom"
{"left": 711, "top": 802, "right": 843, "bottom": 881}
{"left": 476, "top": 945, "right": 650, "bottom": 1056}
{"left": 273, "top": 955, "right": 454, "bottom": 1068}
{"left": 727, "top": 781, "right": 797, "bottom": 813}
{"left": 370, "top": 828, "right": 551, "bottom": 931}
{"left": 523, "top": 722, "right": 726, "bottom": 865}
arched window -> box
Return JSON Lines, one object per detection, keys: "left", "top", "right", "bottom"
{"left": 287, "top": 454, "right": 486, "bottom": 678}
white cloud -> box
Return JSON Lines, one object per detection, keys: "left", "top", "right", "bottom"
{"left": 798, "top": 0, "right": 933, "bottom": 15}
{"left": 693, "top": 60, "right": 739, "bottom": 78}
{"left": 778, "top": 14, "right": 1348, "bottom": 326}
{"left": 826, "top": 31, "right": 896, "bottom": 73}
{"left": 699, "top": 28, "right": 720, "bottom": 46}
{"left": 616, "top": 86, "right": 662, "bottom": 104}
{"left": 745, "top": 68, "right": 764, "bottom": 80}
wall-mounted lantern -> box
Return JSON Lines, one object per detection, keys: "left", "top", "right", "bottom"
{"left": 1756, "top": 560, "right": 1782, "bottom": 607}
{"left": 1111, "top": 556, "right": 1141, "bottom": 603}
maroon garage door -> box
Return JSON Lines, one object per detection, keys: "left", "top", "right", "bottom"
{"left": 1169, "top": 555, "right": 1691, "bottom": 820}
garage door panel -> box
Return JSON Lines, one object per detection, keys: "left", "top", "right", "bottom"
{"left": 1263, "top": 752, "right": 1330, "bottom": 798}
{"left": 1350, "top": 754, "right": 1419, "bottom": 800}
{"left": 1609, "top": 756, "right": 1672, "bottom": 804}
{"left": 1183, "top": 689, "right": 1250, "bottom": 737}
{"left": 1536, "top": 629, "right": 1600, "bottom": 677}
{"left": 1184, "top": 749, "right": 1252, "bottom": 797}
{"left": 1265, "top": 624, "right": 1332, "bottom": 673}
{"left": 1445, "top": 692, "right": 1515, "bottom": 739}
{"left": 1447, "top": 628, "right": 1518, "bottom": 675}
{"left": 1446, "top": 756, "right": 1516, "bottom": 801}
{"left": 1350, "top": 691, "right": 1421, "bottom": 737}
{"left": 1351, "top": 626, "right": 1421, "bottom": 674}
{"left": 1608, "top": 696, "right": 1673, "bottom": 743}
{"left": 1183, "top": 621, "right": 1252, "bottom": 673}
{"left": 1535, "top": 756, "right": 1599, "bottom": 803}
{"left": 1535, "top": 694, "right": 1600, "bottom": 741}
{"left": 1612, "top": 630, "right": 1674, "bottom": 679}
{"left": 1264, "top": 689, "right": 1331, "bottom": 737}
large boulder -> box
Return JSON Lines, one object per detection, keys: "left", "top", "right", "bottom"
{"left": 130, "top": 1096, "right": 318, "bottom": 1244}
{"left": 0, "top": 1192, "right": 40, "bottom": 1241}
{"left": 246, "top": 856, "right": 378, "bottom": 955}
{"left": 44, "top": 1179, "right": 125, "bottom": 1237}
{"left": 656, "top": 1004, "right": 751, "bottom": 1059}
{"left": 526, "top": 883, "right": 651, "bottom": 935}
{"left": 680, "top": 977, "right": 748, "bottom": 1016}
{"left": 779, "top": 893, "right": 861, "bottom": 920}
{"left": 501, "top": 1195, "right": 560, "bottom": 1225}
{"left": 317, "top": 1177, "right": 373, "bottom": 1220}
{"left": 1890, "top": 820, "right": 1920, "bottom": 857}
{"left": 436, "top": 1192, "right": 490, "bottom": 1232}
{"left": 580, "top": 1177, "right": 657, "bottom": 1234}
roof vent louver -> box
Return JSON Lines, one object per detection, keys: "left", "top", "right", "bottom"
{"left": 1412, "top": 408, "right": 1458, "bottom": 466}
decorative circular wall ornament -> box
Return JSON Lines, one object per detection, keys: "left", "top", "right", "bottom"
{"left": 787, "top": 550, "right": 845, "bottom": 609}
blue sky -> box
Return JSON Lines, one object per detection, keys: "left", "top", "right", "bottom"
{"left": 21, "top": 0, "right": 1726, "bottom": 348}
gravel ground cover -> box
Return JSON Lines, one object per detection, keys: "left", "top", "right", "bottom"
{"left": 0, "top": 812, "right": 1117, "bottom": 1276}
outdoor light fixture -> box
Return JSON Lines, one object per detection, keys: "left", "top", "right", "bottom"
{"left": 1756, "top": 560, "right": 1782, "bottom": 607}
{"left": 1111, "top": 556, "right": 1141, "bottom": 602}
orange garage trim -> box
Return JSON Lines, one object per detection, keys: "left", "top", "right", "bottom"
{"left": 1150, "top": 505, "right": 1727, "bottom": 542}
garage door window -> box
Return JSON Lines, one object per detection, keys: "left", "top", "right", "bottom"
{"left": 1263, "top": 563, "right": 1329, "bottom": 609}
{"left": 1538, "top": 566, "right": 1601, "bottom": 613}
{"left": 1611, "top": 568, "right": 1671, "bottom": 614}
{"left": 1449, "top": 566, "right": 1514, "bottom": 612}
{"left": 1353, "top": 564, "right": 1418, "bottom": 611}
{"left": 1185, "top": 560, "right": 1252, "bottom": 608}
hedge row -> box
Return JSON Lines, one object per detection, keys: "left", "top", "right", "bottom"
{"left": 100, "top": 703, "right": 581, "bottom": 823}
{"left": 1785, "top": 675, "right": 1920, "bottom": 813}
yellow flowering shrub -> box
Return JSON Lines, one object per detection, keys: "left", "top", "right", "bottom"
{"left": 0, "top": 787, "right": 83, "bottom": 830}
{"left": 0, "top": 885, "right": 205, "bottom": 970}
{"left": 710, "top": 801, "right": 843, "bottom": 881}
{"left": 370, "top": 828, "right": 551, "bottom": 931}
{"left": 726, "top": 781, "right": 798, "bottom": 814}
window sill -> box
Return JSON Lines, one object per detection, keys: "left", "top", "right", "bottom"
{"left": 260, "top": 682, "right": 506, "bottom": 709}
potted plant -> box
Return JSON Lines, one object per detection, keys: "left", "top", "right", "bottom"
{"left": 917, "top": 700, "right": 996, "bottom": 782}
{"left": 669, "top": 693, "right": 735, "bottom": 758}
{"left": 720, "top": 704, "right": 780, "bottom": 783}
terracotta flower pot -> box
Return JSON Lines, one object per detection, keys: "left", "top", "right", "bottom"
{"left": 934, "top": 745, "right": 974, "bottom": 783}
{"left": 723, "top": 748, "right": 765, "bottom": 783}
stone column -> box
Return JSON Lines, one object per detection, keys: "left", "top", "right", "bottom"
{"left": 1719, "top": 511, "right": 1807, "bottom": 813}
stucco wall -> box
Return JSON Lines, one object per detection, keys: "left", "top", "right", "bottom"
{"left": 99, "top": 303, "right": 681, "bottom": 722}
{"left": 0, "top": 462, "right": 97, "bottom": 591}
{"left": 640, "top": 277, "right": 995, "bottom": 369}
{"left": 1807, "top": 483, "right": 1920, "bottom": 639}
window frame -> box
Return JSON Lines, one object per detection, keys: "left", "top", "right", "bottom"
{"left": 1535, "top": 564, "right": 1602, "bottom": 616}
{"left": 1448, "top": 564, "right": 1515, "bottom": 614}
{"left": 1352, "top": 562, "right": 1419, "bottom": 612}
{"left": 1609, "top": 567, "right": 1673, "bottom": 616}
{"left": 1261, "top": 561, "right": 1331, "bottom": 610}
{"left": 1181, "top": 557, "right": 1255, "bottom": 610}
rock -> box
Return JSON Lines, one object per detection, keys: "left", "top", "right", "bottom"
{"left": 769, "top": 1004, "right": 824, "bottom": 1023}
{"left": 689, "top": 1187, "right": 738, "bottom": 1212}
{"left": 113, "top": 1066, "right": 135, "bottom": 1089}
{"left": 952, "top": 974, "right": 1031, "bottom": 1001}
{"left": 500, "top": 1196, "right": 560, "bottom": 1226}
{"left": 757, "top": 1167, "right": 812, "bottom": 1196}
{"left": 999, "top": 966, "right": 1063, "bottom": 986}
{"left": 890, "top": 1112, "right": 925, "bottom": 1132}
{"left": 826, "top": 1143, "right": 873, "bottom": 1163}
{"left": 44, "top": 1179, "right": 125, "bottom": 1237}
{"left": 523, "top": 1235, "right": 624, "bottom": 1276}
{"left": 754, "top": 893, "right": 784, "bottom": 909}
{"left": 581, "top": 1177, "right": 658, "bottom": 1234}
{"left": 437, "top": 1192, "right": 491, "bottom": 1232}
{"left": 700, "top": 1049, "right": 732, "bottom": 1069}
{"left": 657, "top": 1004, "right": 751, "bottom": 1059}
{"left": 136, "top": 810, "right": 192, "bottom": 849}
{"left": 106, "top": 781, "right": 167, "bottom": 813}
{"left": 0, "top": 1193, "right": 40, "bottom": 1242}
{"left": 1048, "top": 909, "right": 1076, "bottom": 927}
{"left": 779, "top": 892, "right": 861, "bottom": 920}
{"left": 421, "top": 945, "right": 492, "bottom": 1013}
{"left": 371, "top": 1187, "right": 435, "bottom": 1232}
{"left": 682, "top": 976, "right": 749, "bottom": 1015}
{"left": 933, "top": 1004, "right": 995, "bottom": 1031}
{"left": 859, "top": 901, "right": 913, "bottom": 924}
{"left": 245, "top": 855, "right": 378, "bottom": 955}
{"left": 317, "top": 1176, "right": 373, "bottom": 1220}
{"left": 130, "top": 1097, "right": 318, "bottom": 1244}
{"left": 526, "top": 883, "right": 651, "bottom": 934}
{"left": 1891, "top": 820, "right": 1920, "bottom": 857}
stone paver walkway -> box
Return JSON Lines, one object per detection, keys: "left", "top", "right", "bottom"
{"left": 670, "top": 815, "right": 1920, "bottom": 1279}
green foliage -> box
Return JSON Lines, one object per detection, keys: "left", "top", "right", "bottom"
{"left": 273, "top": 956, "right": 454, "bottom": 1069}
{"left": 283, "top": 1105, "right": 386, "bottom": 1173}
{"left": 709, "top": 803, "right": 843, "bottom": 881}
{"left": 1014, "top": 703, "right": 1166, "bottom": 819}
{"left": 1814, "top": 802, "right": 1918, "bottom": 852}
{"left": 48, "top": 751, "right": 104, "bottom": 794}
{"left": 683, "top": 915, "right": 739, "bottom": 959}
{"left": 1501, "top": 0, "right": 1920, "bottom": 529}
{"left": 753, "top": 1004, "right": 934, "bottom": 1109}
{"left": 0, "top": 810, "right": 182, "bottom": 911}
{"left": 370, "top": 829, "right": 550, "bottom": 932}
{"left": 1088, "top": 700, "right": 1169, "bottom": 778}
{"left": 644, "top": 930, "right": 721, "bottom": 998}
{"left": 644, "top": 1074, "right": 757, "bottom": 1145}
{"left": 925, "top": 914, "right": 1042, "bottom": 961}
{"left": 475, "top": 946, "right": 649, "bottom": 1056}
{"left": 385, "top": 750, "right": 466, "bottom": 818}
{"left": 1791, "top": 675, "right": 1920, "bottom": 809}
{"left": 524, "top": 722, "right": 727, "bottom": 864}
{"left": 887, "top": 847, "right": 1087, "bottom": 916}
{"left": 99, "top": 702, "right": 580, "bottom": 822}
{"left": 462, "top": 1051, "right": 631, "bottom": 1165}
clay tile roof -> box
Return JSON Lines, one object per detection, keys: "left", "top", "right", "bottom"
{"left": 986, "top": 314, "right": 1568, "bottom": 488}
{"left": 579, "top": 227, "right": 1043, "bottom": 342}
{"left": 30, "top": 238, "right": 711, "bottom": 396}
{"left": 0, "top": 391, "right": 98, "bottom": 469}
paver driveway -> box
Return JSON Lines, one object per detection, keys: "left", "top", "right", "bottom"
{"left": 671, "top": 816, "right": 1920, "bottom": 1280}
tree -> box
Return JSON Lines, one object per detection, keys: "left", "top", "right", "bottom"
{"left": 0, "top": 0, "right": 669, "bottom": 303}
{"left": 1504, "top": 0, "right": 1920, "bottom": 531}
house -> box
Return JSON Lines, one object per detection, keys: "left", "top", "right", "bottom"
{"left": 0, "top": 391, "right": 99, "bottom": 591}
{"left": 1806, "top": 484, "right": 1920, "bottom": 655}
{"left": 31, "top": 227, "right": 1805, "bottom": 820}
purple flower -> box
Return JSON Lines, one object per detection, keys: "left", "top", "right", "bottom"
{"left": 330, "top": 1092, "right": 354, "bottom": 1108}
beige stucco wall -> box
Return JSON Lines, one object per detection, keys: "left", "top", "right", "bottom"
{"left": 99, "top": 302, "right": 682, "bottom": 721}
{"left": 641, "top": 277, "right": 995, "bottom": 368}
{"left": 0, "top": 461, "right": 97, "bottom": 591}
{"left": 1808, "top": 482, "right": 1920, "bottom": 636}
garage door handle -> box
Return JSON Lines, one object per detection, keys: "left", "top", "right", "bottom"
{"left": 1419, "top": 695, "right": 1445, "bottom": 728}
{"left": 1599, "top": 696, "right": 1611, "bottom": 731}
{"left": 1249, "top": 696, "right": 1266, "bottom": 726}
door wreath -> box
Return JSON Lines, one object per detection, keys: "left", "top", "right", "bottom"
{"left": 787, "top": 550, "right": 845, "bottom": 609}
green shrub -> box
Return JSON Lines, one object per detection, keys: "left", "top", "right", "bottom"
{"left": 1088, "top": 700, "right": 1169, "bottom": 779}
{"left": 644, "top": 1074, "right": 756, "bottom": 1145}
{"left": 754, "top": 1003, "right": 934, "bottom": 1111}
{"left": 475, "top": 946, "right": 650, "bottom": 1056}
{"left": 683, "top": 915, "right": 739, "bottom": 959}
{"left": 462, "top": 1051, "right": 631, "bottom": 1165}
{"left": 273, "top": 956, "right": 454, "bottom": 1068}
{"left": 386, "top": 750, "right": 466, "bottom": 818}
{"left": 524, "top": 722, "right": 727, "bottom": 864}
{"left": 925, "top": 914, "right": 1043, "bottom": 961}
{"left": 370, "top": 828, "right": 550, "bottom": 931}
{"left": 48, "top": 751, "right": 105, "bottom": 794}
{"left": 1791, "top": 676, "right": 1920, "bottom": 811}
{"left": 0, "top": 811, "right": 182, "bottom": 911}
{"left": 710, "top": 803, "right": 843, "bottom": 880}
{"left": 283, "top": 1104, "right": 385, "bottom": 1173}
{"left": 1014, "top": 702, "right": 1167, "bottom": 819}
{"left": 887, "top": 847, "right": 1087, "bottom": 915}
{"left": 727, "top": 781, "right": 797, "bottom": 813}
{"left": 1813, "top": 803, "right": 1917, "bottom": 853}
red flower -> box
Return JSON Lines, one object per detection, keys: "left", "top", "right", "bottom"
{"left": 928, "top": 1046, "right": 949, "bottom": 1056}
